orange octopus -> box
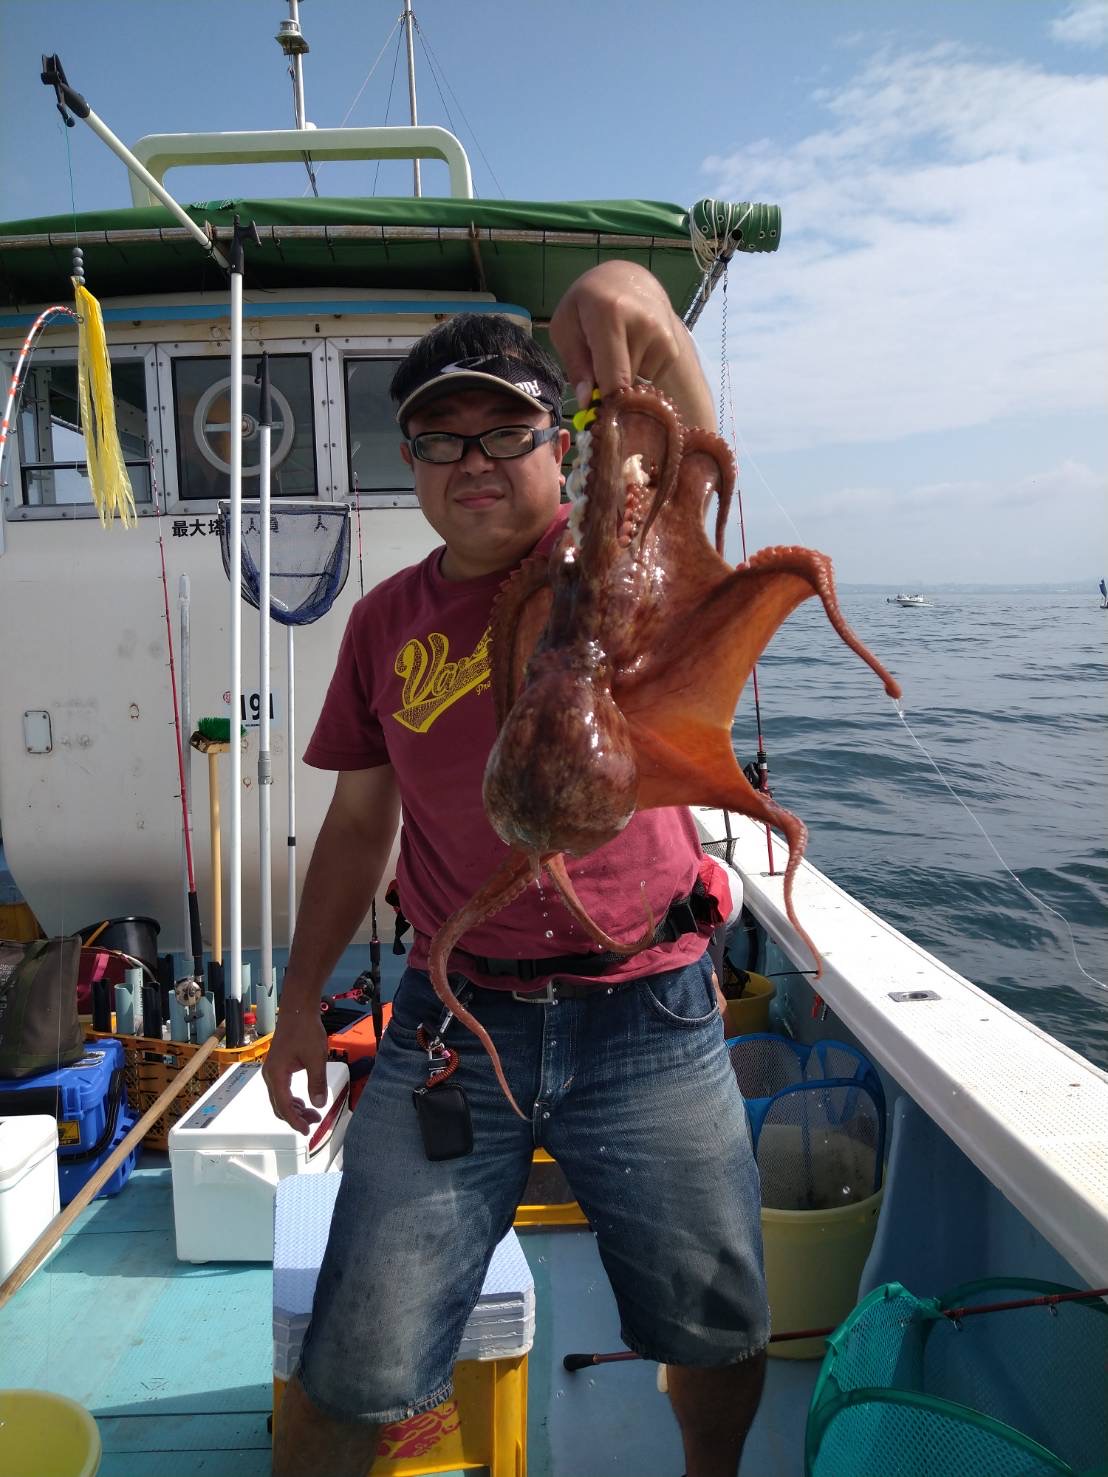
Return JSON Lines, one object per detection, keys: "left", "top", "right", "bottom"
{"left": 429, "top": 385, "right": 902, "bottom": 1118}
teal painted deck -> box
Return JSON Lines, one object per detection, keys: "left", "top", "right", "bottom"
{"left": 0, "top": 1155, "right": 817, "bottom": 1476}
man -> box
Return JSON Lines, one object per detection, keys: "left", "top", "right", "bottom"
{"left": 266, "top": 261, "right": 769, "bottom": 1477}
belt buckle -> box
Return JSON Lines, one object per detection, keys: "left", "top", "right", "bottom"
{"left": 511, "top": 980, "right": 556, "bottom": 1005}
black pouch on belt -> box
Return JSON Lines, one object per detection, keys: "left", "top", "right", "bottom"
{"left": 413, "top": 1083, "right": 473, "bottom": 1161}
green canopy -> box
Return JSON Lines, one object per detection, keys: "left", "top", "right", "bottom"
{"left": 0, "top": 195, "right": 780, "bottom": 322}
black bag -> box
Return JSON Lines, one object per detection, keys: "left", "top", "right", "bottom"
{"left": 0, "top": 936, "right": 85, "bottom": 1079}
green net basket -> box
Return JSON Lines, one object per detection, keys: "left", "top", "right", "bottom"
{"left": 806, "top": 1279, "right": 1108, "bottom": 1477}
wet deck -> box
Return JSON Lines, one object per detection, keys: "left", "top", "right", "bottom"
{"left": 0, "top": 1157, "right": 816, "bottom": 1476}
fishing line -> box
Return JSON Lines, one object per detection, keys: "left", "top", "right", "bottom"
{"left": 353, "top": 470, "right": 365, "bottom": 598}
{"left": 712, "top": 282, "right": 1103, "bottom": 994}
{"left": 718, "top": 269, "right": 776, "bottom": 878}
{"left": 893, "top": 700, "right": 1106, "bottom": 991}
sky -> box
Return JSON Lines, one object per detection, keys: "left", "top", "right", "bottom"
{"left": 1, "top": 0, "right": 1105, "bottom": 584}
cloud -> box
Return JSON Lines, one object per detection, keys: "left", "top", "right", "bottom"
{"left": 784, "top": 460, "right": 1104, "bottom": 584}
{"left": 1051, "top": 1, "right": 1108, "bottom": 46}
{"left": 698, "top": 44, "right": 1107, "bottom": 456}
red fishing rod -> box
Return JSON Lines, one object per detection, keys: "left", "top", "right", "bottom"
{"left": 563, "top": 1285, "right": 1108, "bottom": 1372}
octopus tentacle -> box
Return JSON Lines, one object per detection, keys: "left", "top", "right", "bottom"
{"left": 428, "top": 849, "right": 541, "bottom": 1121}
{"left": 542, "top": 853, "right": 655, "bottom": 956}
{"left": 740, "top": 546, "right": 901, "bottom": 699}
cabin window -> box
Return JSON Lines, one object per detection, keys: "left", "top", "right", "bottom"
{"left": 171, "top": 353, "right": 317, "bottom": 502}
{"left": 16, "top": 360, "right": 152, "bottom": 508}
{"left": 343, "top": 358, "right": 414, "bottom": 494}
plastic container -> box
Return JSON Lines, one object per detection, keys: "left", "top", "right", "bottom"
{"left": 721, "top": 971, "right": 775, "bottom": 1036}
{"left": 77, "top": 916, "right": 160, "bottom": 975}
{"left": 169, "top": 1060, "right": 350, "bottom": 1262}
{"left": 86, "top": 1027, "right": 271, "bottom": 1151}
{"left": 0, "top": 1040, "right": 137, "bottom": 1205}
{"left": 0, "top": 1388, "right": 101, "bottom": 1476}
{"left": 325, "top": 1003, "right": 393, "bottom": 1108}
{"left": 0, "top": 1116, "right": 60, "bottom": 1281}
{"left": 762, "top": 1185, "right": 884, "bottom": 1359}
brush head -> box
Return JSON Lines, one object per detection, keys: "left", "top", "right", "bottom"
{"left": 190, "top": 716, "right": 234, "bottom": 753}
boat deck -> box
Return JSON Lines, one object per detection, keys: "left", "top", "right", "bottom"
{"left": 0, "top": 1158, "right": 818, "bottom": 1477}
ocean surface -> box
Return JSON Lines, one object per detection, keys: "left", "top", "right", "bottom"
{"left": 735, "top": 588, "right": 1108, "bottom": 1069}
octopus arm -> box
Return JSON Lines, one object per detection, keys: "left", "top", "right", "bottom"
{"left": 488, "top": 553, "right": 555, "bottom": 729}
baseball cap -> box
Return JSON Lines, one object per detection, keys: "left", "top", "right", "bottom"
{"left": 395, "top": 352, "right": 564, "bottom": 430}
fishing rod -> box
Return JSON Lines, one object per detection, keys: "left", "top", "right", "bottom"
{"left": 563, "top": 1285, "right": 1108, "bottom": 1372}
{"left": 0, "top": 304, "right": 79, "bottom": 556}
{"left": 151, "top": 453, "right": 203, "bottom": 997}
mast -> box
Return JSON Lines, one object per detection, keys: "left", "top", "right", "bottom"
{"left": 276, "top": 0, "right": 318, "bottom": 195}
{"left": 402, "top": 0, "right": 421, "bottom": 197}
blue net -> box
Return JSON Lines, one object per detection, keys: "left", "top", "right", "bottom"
{"left": 218, "top": 499, "right": 350, "bottom": 626}
{"left": 727, "top": 1034, "right": 886, "bottom": 1208}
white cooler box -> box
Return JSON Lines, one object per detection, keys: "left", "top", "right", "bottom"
{"left": 169, "top": 1060, "right": 351, "bottom": 1263}
{"left": 0, "top": 1115, "right": 60, "bottom": 1282}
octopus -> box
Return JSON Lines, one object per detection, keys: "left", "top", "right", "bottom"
{"left": 429, "top": 385, "right": 902, "bottom": 1119}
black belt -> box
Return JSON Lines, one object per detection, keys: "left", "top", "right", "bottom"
{"left": 455, "top": 882, "right": 714, "bottom": 988}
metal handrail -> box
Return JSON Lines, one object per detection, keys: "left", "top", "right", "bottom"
{"left": 128, "top": 126, "right": 475, "bottom": 206}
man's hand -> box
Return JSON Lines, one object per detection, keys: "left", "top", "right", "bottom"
{"left": 550, "top": 261, "right": 715, "bottom": 430}
{"left": 262, "top": 1006, "right": 330, "bottom": 1134}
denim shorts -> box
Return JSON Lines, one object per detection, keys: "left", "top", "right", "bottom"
{"left": 296, "top": 951, "right": 769, "bottom": 1424}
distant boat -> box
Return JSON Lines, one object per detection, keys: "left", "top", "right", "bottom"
{"left": 886, "top": 592, "right": 929, "bottom": 606}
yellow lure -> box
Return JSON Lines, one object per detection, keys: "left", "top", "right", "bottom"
{"left": 73, "top": 280, "right": 137, "bottom": 528}
{"left": 571, "top": 387, "right": 602, "bottom": 434}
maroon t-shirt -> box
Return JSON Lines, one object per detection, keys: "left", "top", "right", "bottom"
{"left": 304, "top": 509, "right": 708, "bottom": 986}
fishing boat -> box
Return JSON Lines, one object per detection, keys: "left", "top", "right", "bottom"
{"left": 885, "top": 592, "right": 929, "bottom": 606}
{"left": 0, "top": 10, "right": 1105, "bottom": 1477}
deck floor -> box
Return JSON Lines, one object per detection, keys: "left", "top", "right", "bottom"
{"left": 0, "top": 1157, "right": 817, "bottom": 1476}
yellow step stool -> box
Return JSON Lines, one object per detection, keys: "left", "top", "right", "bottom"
{"left": 514, "top": 1148, "right": 587, "bottom": 1229}
{"left": 273, "top": 1355, "right": 527, "bottom": 1477}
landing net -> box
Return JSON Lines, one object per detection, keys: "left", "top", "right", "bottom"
{"left": 806, "top": 1278, "right": 1108, "bottom": 1477}
{"left": 217, "top": 499, "right": 351, "bottom": 624}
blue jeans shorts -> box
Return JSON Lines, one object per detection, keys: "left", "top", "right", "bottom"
{"left": 296, "top": 950, "right": 769, "bottom": 1424}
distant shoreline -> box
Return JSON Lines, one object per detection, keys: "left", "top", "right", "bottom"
{"left": 840, "top": 582, "right": 1099, "bottom": 594}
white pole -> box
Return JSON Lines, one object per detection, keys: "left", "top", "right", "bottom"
{"left": 179, "top": 574, "right": 193, "bottom": 961}
{"left": 80, "top": 111, "right": 230, "bottom": 270}
{"left": 287, "top": 622, "right": 297, "bottom": 953}
{"left": 402, "top": 0, "right": 421, "bottom": 197}
{"left": 228, "top": 256, "right": 243, "bottom": 1028}
{"left": 256, "top": 360, "right": 275, "bottom": 1035}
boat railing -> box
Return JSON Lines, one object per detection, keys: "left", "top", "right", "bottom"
{"left": 128, "top": 125, "right": 475, "bottom": 206}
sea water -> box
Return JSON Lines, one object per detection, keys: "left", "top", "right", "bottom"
{"left": 734, "top": 588, "right": 1108, "bottom": 1068}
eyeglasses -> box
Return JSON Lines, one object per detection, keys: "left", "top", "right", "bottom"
{"left": 407, "top": 424, "right": 561, "bottom": 464}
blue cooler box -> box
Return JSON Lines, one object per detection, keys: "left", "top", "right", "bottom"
{"left": 0, "top": 1039, "right": 137, "bottom": 1203}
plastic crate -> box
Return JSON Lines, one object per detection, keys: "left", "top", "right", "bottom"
{"left": 0, "top": 1039, "right": 137, "bottom": 1203}
{"left": 86, "top": 1029, "right": 270, "bottom": 1150}
{"left": 273, "top": 1356, "right": 528, "bottom": 1476}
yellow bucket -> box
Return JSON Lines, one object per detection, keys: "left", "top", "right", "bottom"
{"left": 0, "top": 1390, "right": 101, "bottom": 1477}
{"left": 762, "top": 1185, "right": 884, "bottom": 1359}
{"left": 722, "top": 971, "right": 776, "bottom": 1037}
